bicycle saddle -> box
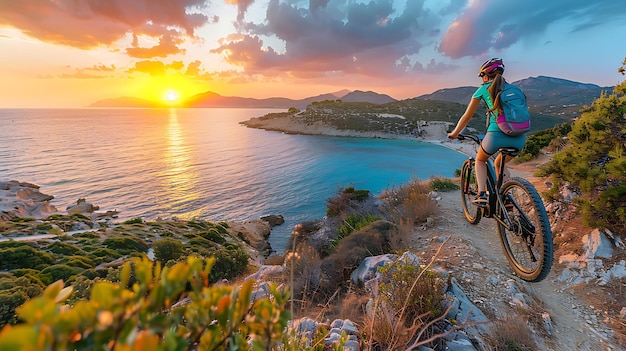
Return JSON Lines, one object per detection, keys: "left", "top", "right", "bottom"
{"left": 498, "top": 147, "right": 520, "bottom": 156}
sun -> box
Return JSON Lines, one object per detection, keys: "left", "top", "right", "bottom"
{"left": 164, "top": 89, "right": 180, "bottom": 103}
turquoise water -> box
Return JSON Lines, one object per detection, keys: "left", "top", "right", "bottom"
{"left": 0, "top": 108, "right": 466, "bottom": 252}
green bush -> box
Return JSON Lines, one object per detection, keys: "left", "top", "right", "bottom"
{"left": 47, "top": 241, "right": 82, "bottom": 256}
{"left": 61, "top": 256, "right": 95, "bottom": 269}
{"left": 333, "top": 214, "right": 381, "bottom": 248}
{"left": 326, "top": 186, "right": 371, "bottom": 217}
{"left": 539, "top": 82, "right": 626, "bottom": 233}
{"left": 209, "top": 245, "right": 249, "bottom": 283}
{"left": 0, "top": 256, "right": 290, "bottom": 351}
{"left": 153, "top": 238, "right": 185, "bottom": 263}
{"left": 41, "top": 264, "right": 84, "bottom": 283}
{"left": 0, "top": 245, "right": 54, "bottom": 270}
{"left": 516, "top": 122, "right": 572, "bottom": 162}
{"left": 199, "top": 228, "right": 226, "bottom": 244}
{"left": 429, "top": 176, "right": 459, "bottom": 191}
{"left": 122, "top": 217, "right": 143, "bottom": 225}
{"left": 103, "top": 235, "right": 148, "bottom": 255}
{"left": 378, "top": 260, "right": 444, "bottom": 324}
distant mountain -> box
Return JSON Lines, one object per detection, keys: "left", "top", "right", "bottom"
{"left": 418, "top": 76, "right": 613, "bottom": 120}
{"left": 90, "top": 89, "right": 396, "bottom": 109}
{"left": 415, "top": 86, "right": 476, "bottom": 105}
{"left": 340, "top": 90, "right": 397, "bottom": 104}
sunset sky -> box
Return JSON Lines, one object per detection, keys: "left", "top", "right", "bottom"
{"left": 1, "top": 0, "right": 624, "bottom": 108}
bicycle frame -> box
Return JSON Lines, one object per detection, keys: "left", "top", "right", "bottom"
{"left": 463, "top": 137, "right": 536, "bottom": 234}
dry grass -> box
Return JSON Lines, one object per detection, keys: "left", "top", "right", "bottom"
{"left": 379, "top": 178, "right": 439, "bottom": 251}
{"left": 487, "top": 315, "right": 538, "bottom": 351}
{"left": 380, "top": 178, "right": 437, "bottom": 225}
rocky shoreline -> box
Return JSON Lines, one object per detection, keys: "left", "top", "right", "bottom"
{"left": 240, "top": 112, "right": 479, "bottom": 157}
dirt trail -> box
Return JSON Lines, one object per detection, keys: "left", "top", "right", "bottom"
{"left": 415, "top": 188, "right": 621, "bottom": 350}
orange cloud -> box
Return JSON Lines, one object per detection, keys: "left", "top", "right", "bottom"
{"left": 0, "top": 0, "right": 210, "bottom": 57}
{"left": 126, "top": 31, "right": 186, "bottom": 58}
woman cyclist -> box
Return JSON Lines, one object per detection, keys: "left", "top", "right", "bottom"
{"left": 447, "top": 58, "right": 526, "bottom": 206}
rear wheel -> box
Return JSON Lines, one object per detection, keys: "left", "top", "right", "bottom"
{"left": 497, "top": 178, "right": 553, "bottom": 282}
{"left": 460, "top": 159, "right": 482, "bottom": 224}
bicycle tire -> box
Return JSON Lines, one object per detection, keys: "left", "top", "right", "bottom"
{"left": 497, "top": 177, "right": 553, "bottom": 282}
{"left": 460, "top": 159, "right": 482, "bottom": 224}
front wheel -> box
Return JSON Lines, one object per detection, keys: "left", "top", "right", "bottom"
{"left": 460, "top": 159, "right": 482, "bottom": 224}
{"left": 497, "top": 177, "right": 553, "bottom": 282}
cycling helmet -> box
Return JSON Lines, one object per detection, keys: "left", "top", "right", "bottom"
{"left": 478, "top": 58, "right": 505, "bottom": 77}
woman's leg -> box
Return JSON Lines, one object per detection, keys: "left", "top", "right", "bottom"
{"left": 475, "top": 146, "right": 491, "bottom": 193}
{"left": 494, "top": 154, "right": 513, "bottom": 181}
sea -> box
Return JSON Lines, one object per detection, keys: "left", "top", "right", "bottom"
{"left": 0, "top": 108, "right": 467, "bottom": 253}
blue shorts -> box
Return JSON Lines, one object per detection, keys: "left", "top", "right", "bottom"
{"left": 481, "top": 131, "right": 526, "bottom": 155}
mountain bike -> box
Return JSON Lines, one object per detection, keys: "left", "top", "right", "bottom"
{"left": 457, "top": 133, "right": 553, "bottom": 282}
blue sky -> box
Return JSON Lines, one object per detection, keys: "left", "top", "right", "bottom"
{"left": 0, "top": 0, "right": 624, "bottom": 107}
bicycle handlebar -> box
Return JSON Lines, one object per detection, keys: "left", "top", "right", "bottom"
{"left": 457, "top": 133, "right": 481, "bottom": 145}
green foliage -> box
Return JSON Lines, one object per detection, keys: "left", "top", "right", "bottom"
{"left": 103, "top": 235, "right": 149, "bottom": 255}
{"left": 47, "top": 241, "right": 82, "bottom": 256}
{"left": 332, "top": 214, "right": 380, "bottom": 248}
{"left": 61, "top": 255, "right": 95, "bottom": 269}
{"left": 0, "top": 274, "right": 46, "bottom": 328}
{"left": 153, "top": 238, "right": 185, "bottom": 263}
{"left": 378, "top": 261, "right": 444, "bottom": 324}
{"left": 516, "top": 122, "right": 572, "bottom": 162}
{"left": 0, "top": 244, "right": 54, "bottom": 270}
{"left": 41, "top": 264, "right": 84, "bottom": 283}
{"left": 122, "top": 217, "right": 143, "bottom": 225}
{"left": 199, "top": 228, "right": 227, "bottom": 244}
{"left": 0, "top": 256, "right": 291, "bottom": 351}
{"left": 209, "top": 244, "right": 249, "bottom": 283}
{"left": 539, "top": 78, "right": 626, "bottom": 233}
{"left": 326, "top": 186, "right": 370, "bottom": 217}
{"left": 429, "top": 176, "right": 459, "bottom": 191}
{"left": 9, "top": 217, "right": 35, "bottom": 223}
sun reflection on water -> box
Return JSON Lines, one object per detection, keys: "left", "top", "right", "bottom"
{"left": 164, "top": 108, "right": 203, "bottom": 218}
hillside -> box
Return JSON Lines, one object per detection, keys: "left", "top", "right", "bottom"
{"left": 88, "top": 76, "right": 611, "bottom": 122}
{"left": 418, "top": 76, "right": 613, "bottom": 120}
{"left": 241, "top": 97, "right": 565, "bottom": 138}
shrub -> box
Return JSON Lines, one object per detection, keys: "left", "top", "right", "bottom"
{"left": 378, "top": 261, "right": 444, "bottom": 325}
{"left": 103, "top": 235, "right": 148, "bottom": 255}
{"left": 0, "top": 256, "right": 290, "bottom": 351}
{"left": 332, "top": 213, "right": 380, "bottom": 248}
{"left": 41, "top": 264, "right": 84, "bottom": 283}
{"left": 209, "top": 244, "right": 249, "bottom": 283}
{"left": 326, "top": 186, "right": 371, "bottom": 217}
{"left": 61, "top": 256, "right": 95, "bottom": 269}
{"left": 122, "top": 217, "right": 143, "bottom": 225}
{"left": 380, "top": 178, "right": 437, "bottom": 225}
{"left": 0, "top": 245, "right": 54, "bottom": 270}
{"left": 153, "top": 237, "right": 185, "bottom": 263}
{"left": 199, "top": 228, "right": 226, "bottom": 244}
{"left": 539, "top": 83, "right": 626, "bottom": 233}
{"left": 429, "top": 176, "right": 459, "bottom": 191}
{"left": 47, "top": 241, "right": 82, "bottom": 256}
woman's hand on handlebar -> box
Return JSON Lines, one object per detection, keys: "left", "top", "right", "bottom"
{"left": 447, "top": 131, "right": 459, "bottom": 139}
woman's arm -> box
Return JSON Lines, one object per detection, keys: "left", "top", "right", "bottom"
{"left": 448, "top": 97, "right": 481, "bottom": 138}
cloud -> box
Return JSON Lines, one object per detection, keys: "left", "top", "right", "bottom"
{"left": 213, "top": 0, "right": 443, "bottom": 81}
{"left": 438, "top": 0, "right": 626, "bottom": 58}
{"left": 0, "top": 0, "right": 209, "bottom": 55}
{"left": 126, "top": 31, "right": 186, "bottom": 58}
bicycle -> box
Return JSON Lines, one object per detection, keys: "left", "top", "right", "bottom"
{"left": 457, "top": 133, "right": 553, "bottom": 282}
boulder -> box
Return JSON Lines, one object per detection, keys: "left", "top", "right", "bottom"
{"left": 260, "top": 214, "right": 285, "bottom": 227}
{"left": 67, "top": 198, "right": 100, "bottom": 214}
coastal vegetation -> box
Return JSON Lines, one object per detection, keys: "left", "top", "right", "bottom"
{"left": 1, "top": 60, "right": 624, "bottom": 349}
{"left": 537, "top": 74, "right": 626, "bottom": 234}
{"left": 0, "top": 176, "right": 454, "bottom": 350}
